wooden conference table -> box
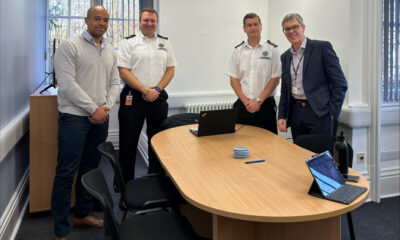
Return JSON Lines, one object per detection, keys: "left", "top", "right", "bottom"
{"left": 151, "top": 124, "right": 369, "bottom": 240}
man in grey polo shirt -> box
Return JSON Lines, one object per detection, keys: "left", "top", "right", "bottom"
{"left": 51, "top": 6, "right": 120, "bottom": 240}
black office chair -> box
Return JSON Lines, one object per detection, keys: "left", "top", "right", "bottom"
{"left": 81, "top": 169, "right": 198, "bottom": 240}
{"left": 294, "top": 134, "right": 355, "bottom": 240}
{"left": 97, "top": 142, "right": 185, "bottom": 220}
{"left": 160, "top": 113, "right": 200, "bottom": 130}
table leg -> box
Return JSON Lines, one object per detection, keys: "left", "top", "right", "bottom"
{"left": 213, "top": 215, "right": 341, "bottom": 240}
{"left": 181, "top": 204, "right": 213, "bottom": 238}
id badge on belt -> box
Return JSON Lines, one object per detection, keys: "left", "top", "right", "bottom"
{"left": 125, "top": 91, "right": 133, "bottom": 106}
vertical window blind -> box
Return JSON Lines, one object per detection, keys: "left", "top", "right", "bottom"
{"left": 382, "top": 0, "right": 400, "bottom": 103}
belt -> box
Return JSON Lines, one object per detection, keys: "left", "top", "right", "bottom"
{"left": 293, "top": 99, "right": 309, "bottom": 107}
{"left": 263, "top": 96, "right": 275, "bottom": 103}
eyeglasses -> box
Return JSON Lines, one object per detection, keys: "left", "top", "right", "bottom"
{"left": 283, "top": 25, "right": 300, "bottom": 33}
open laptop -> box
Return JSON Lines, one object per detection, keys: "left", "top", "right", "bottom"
{"left": 305, "top": 151, "right": 367, "bottom": 204}
{"left": 189, "top": 108, "right": 238, "bottom": 137}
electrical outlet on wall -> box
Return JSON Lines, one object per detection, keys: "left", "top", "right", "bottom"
{"left": 357, "top": 153, "right": 365, "bottom": 163}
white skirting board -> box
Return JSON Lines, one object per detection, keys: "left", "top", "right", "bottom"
{"left": 0, "top": 168, "right": 29, "bottom": 240}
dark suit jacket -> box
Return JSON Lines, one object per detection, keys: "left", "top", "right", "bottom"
{"left": 278, "top": 38, "right": 347, "bottom": 127}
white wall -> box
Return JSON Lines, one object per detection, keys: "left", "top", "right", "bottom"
{"left": 267, "top": 0, "right": 399, "bottom": 200}
{"left": 0, "top": 0, "right": 46, "bottom": 239}
{"left": 0, "top": 0, "right": 46, "bottom": 129}
{"left": 268, "top": 0, "right": 350, "bottom": 99}
{"left": 158, "top": 0, "right": 268, "bottom": 96}
{"left": 108, "top": 0, "right": 399, "bottom": 200}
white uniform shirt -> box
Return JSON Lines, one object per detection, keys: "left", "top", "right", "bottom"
{"left": 118, "top": 31, "right": 177, "bottom": 87}
{"left": 227, "top": 39, "right": 281, "bottom": 99}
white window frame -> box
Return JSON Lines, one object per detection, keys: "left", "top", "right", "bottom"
{"left": 45, "top": 0, "right": 150, "bottom": 73}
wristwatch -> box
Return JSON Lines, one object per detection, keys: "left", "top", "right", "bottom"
{"left": 256, "top": 98, "right": 263, "bottom": 105}
{"left": 154, "top": 86, "right": 162, "bottom": 93}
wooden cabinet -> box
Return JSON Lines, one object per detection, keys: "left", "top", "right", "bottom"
{"left": 29, "top": 86, "right": 75, "bottom": 213}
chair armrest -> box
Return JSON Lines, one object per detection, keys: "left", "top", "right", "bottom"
{"left": 143, "top": 198, "right": 171, "bottom": 209}
{"left": 135, "top": 207, "right": 168, "bottom": 215}
{"left": 136, "top": 173, "right": 162, "bottom": 180}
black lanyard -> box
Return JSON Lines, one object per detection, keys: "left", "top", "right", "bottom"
{"left": 291, "top": 54, "right": 304, "bottom": 81}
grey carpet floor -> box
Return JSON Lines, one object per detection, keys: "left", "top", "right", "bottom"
{"left": 15, "top": 152, "right": 148, "bottom": 240}
{"left": 15, "top": 153, "right": 400, "bottom": 240}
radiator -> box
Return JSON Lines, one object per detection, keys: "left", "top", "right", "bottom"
{"left": 185, "top": 101, "right": 235, "bottom": 113}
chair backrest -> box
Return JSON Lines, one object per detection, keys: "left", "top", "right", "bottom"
{"left": 160, "top": 113, "right": 200, "bottom": 130}
{"left": 294, "top": 134, "right": 336, "bottom": 154}
{"left": 97, "top": 142, "right": 127, "bottom": 197}
{"left": 81, "top": 169, "right": 121, "bottom": 240}
{"left": 294, "top": 134, "right": 353, "bottom": 167}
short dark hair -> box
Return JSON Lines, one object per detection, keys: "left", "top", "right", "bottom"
{"left": 243, "top": 13, "right": 261, "bottom": 27}
{"left": 140, "top": 8, "right": 158, "bottom": 21}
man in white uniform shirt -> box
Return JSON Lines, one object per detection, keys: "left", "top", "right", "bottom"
{"left": 227, "top": 13, "right": 281, "bottom": 134}
{"left": 118, "top": 8, "right": 177, "bottom": 182}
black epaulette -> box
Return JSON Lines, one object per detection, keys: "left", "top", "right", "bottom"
{"left": 125, "top": 34, "right": 136, "bottom": 39}
{"left": 267, "top": 40, "right": 278, "bottom": 48}
{"left": 235, "top": 41, "right": 244, "bottom": 48}
{"left": 157, "top": 34, "right": 168, "bottom": 40}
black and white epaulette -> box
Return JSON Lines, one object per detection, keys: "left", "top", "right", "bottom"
{"left": 267, "top": 40, "right": 278, "bottom": 48}
{"left": 235, "top": 41, "right": 244, "bottom": 48}
{"left": 157, "top": 34, "right": 168, "bottom": 40}
{"left": 125, "top": 34, "right": 136, "bottom": 39}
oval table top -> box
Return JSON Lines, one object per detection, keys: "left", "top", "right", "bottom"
{"left": 151, "top": 124, "right": 369, "bottom": 223}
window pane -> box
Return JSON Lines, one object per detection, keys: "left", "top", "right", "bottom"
{"left": 47, "top": 17, "right": 68, "bottom": 81}
{"left": 123, "top": 0, "right": 133, "bottom": 21}
{"left": 49, "top": 0, "right": 69, "bottom": 17}
{"left": 105, "top": 20, "right": 123, "bottom": 47}
{"left": 134, "top": 0, "right": 140, "bottom": 34}
{"left": 124, "top": 21, "right": 134, "bottom": 38}
{"left": 102, "top": 0, "right": 140, "bottom": 47}
{"left": 103, "top": 0, "right": 122, "bottom": 19}
{"left": 48, "top": 0, "right": 141, "bottom": 57}
{"left": 49, "top": 18, "right": 68, "bottom": 41}
{"left": 71, "top": 0, "right": 90, "bottom": 17}
{"left": 382, "top": 0, "right": 400, "bottom": 103}
{"left": 71, "top": 18, "right": 86, "bottom": 38}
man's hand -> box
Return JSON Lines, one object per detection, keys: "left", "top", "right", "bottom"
{"left": 277, "top": 119, "right": 287, "bottom": 132}
{"left": 242, "top": 98, "right": 250, "bottom": 107}
{"left": 142, "top": 88, "right": 160, "bottom": 102}
{"left": 245, "top": 100, "right": 261, "bottom": 113}
{"left": 89, "top": 106, "right": 110, "bottom": 124}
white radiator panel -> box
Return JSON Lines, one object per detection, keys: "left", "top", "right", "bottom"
{"left": 185, "top": 101, "right": 235, "bottom": 113}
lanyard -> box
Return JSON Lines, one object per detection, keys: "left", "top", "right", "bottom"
{"left": 291, "top": 54, "right": 304, "bottom": 81}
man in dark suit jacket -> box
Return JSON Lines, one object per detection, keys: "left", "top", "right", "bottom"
{"left": 277, "top": 13, "right": 347, "bottom": 140}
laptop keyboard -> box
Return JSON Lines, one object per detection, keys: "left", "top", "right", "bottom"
{"left": 327, "top": 184, "right": 367, "bottom": 204}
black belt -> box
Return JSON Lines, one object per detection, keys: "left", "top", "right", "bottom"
{"left": 293, "top": 98, "right": 309, "bottom": 107}
{"left": 263, "top": 96, "right": 275, "bottom": 103}
{"left": 122, "top": 85, "right": 168, "bottom": 101}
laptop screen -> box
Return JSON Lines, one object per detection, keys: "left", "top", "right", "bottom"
{"left": 306, "top": 151, "right": 345, "bottom": 197}
{"left": 195, "top": 109, "right": 237, "bottom": 137}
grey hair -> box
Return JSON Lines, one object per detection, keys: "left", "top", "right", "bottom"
{"left": 282, "top": 13, "right": 304, "bottom": 27}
